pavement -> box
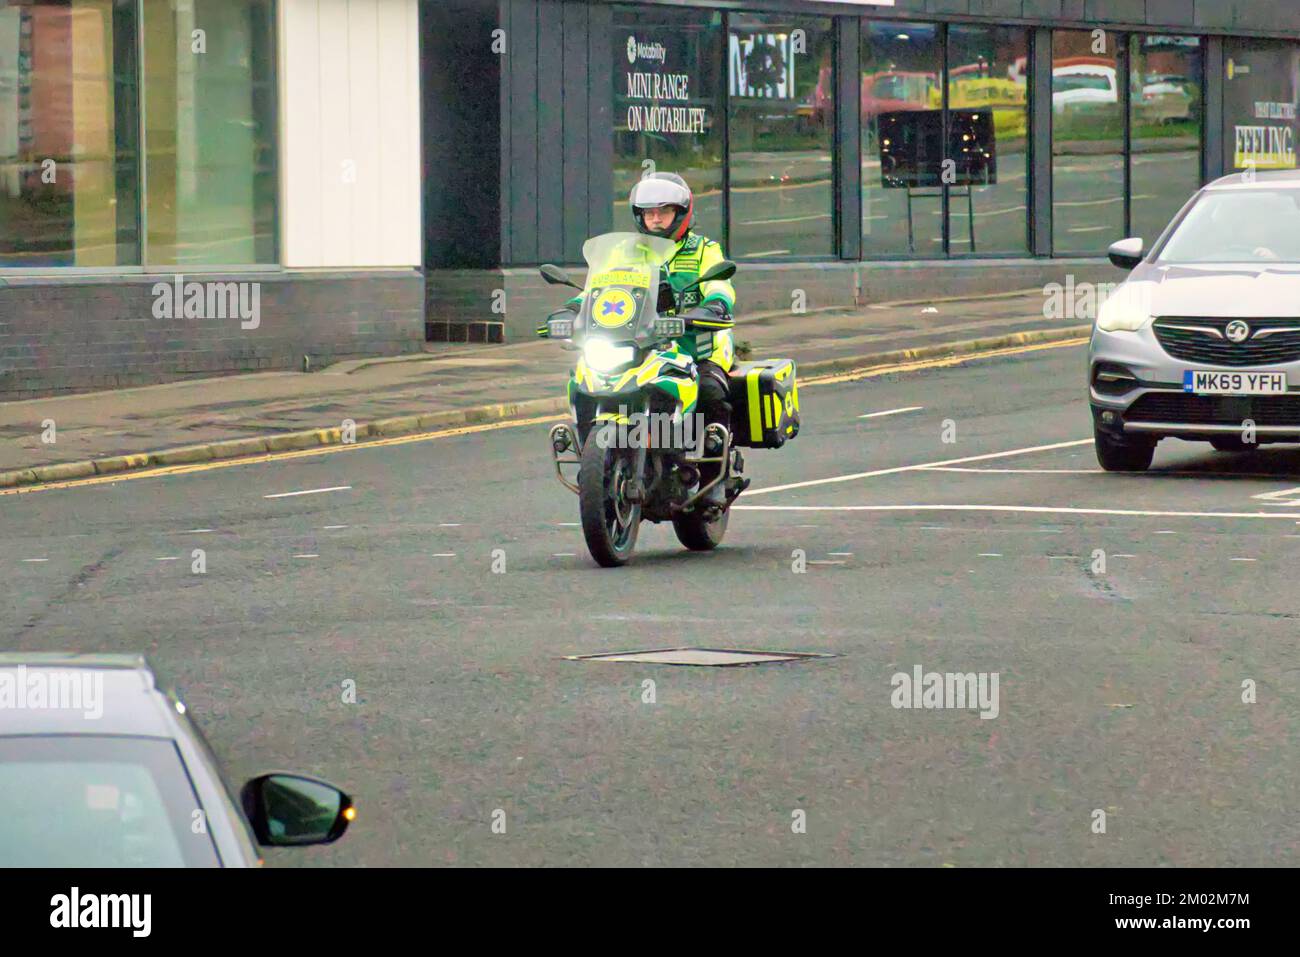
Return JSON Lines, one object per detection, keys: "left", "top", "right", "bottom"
{"left": 4, "top": 342, "right": 1299, "bottom": 866}
{"left": 0, "top": 287, "right": 1084, "bottom": 484}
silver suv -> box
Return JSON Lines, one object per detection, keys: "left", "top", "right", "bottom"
{"left": 1089, "top": 170, "right": 1300, "bottom": 471}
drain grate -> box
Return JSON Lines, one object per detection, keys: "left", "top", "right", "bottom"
{"left": 565, "top": 647, "right": 834, "bottom": 667}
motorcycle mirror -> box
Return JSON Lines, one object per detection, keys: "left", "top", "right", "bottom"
{"left": 539, "top": 264, "right": 581, "bottom": 289}
{"left": 682, "top": 260, "right": 737, "bottom": 291}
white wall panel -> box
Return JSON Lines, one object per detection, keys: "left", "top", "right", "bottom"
{"left": 281, "top": 0, "right": 420, "bottom": 268}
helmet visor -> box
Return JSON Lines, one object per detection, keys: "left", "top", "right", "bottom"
{"left": 629, "top": 178, "right": 691, "bottom": 210}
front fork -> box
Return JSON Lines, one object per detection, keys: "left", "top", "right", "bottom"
{"left": 548, "top": 418, "right": 734, "bottom": 512}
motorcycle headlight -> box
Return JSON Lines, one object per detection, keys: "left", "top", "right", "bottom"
{"left": 1096, "top": 290, "right": 1151, "bottom": 332}
{"left": 583, "top": 340, "right": 636, "bottom": 373}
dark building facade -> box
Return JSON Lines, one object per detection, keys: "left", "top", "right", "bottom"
{"left": 426, "top": 0, "right": 1300, "bottom": 342}
{"left": 2, "top": 1, "right": 1299, "bottom": 395}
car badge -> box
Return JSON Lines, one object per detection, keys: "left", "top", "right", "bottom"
{"left": 1225, "top": 320, "right": 1251, "bottom": 343}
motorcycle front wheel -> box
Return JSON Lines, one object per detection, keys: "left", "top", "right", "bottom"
{"left": 672, "top": 507, "right": 728, "bottom": 551}
{"left": 579, "top": 432, "right": 641, "bottom": 567}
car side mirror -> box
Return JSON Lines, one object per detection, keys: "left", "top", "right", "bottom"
{"left": 1108, "top": 237, "right": 1144, "bottom": 270}
{"left": 240, "top": 773, "right": 354, "bottom": 847}
{"left": 539, "top": 264, "right": 581, "bottom": 289}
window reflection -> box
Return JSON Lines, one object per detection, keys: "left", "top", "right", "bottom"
{"left": 1052, "top": 29, "right": 1124, "bottom": 255}
{"left": 727, "top": 13, "right": 834, "bottom": 259}
{"left": 0, "top": 0, "right": 140, "bottom": 267}
{"left": 861, "top": 22, "right": 941, "bottom": 257}
{"left": 143, "top": 0, "right": 276, "bottom": 265}
{"left": 1129, "top": 35, "right": 1201, "bottom": 245}
{"left": 946, "top": 26, "right": 1028, "bottom": 255}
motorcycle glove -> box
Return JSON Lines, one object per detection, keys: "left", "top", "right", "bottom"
{"left": 680, "top": 299, "right": 734, "bottom": 331}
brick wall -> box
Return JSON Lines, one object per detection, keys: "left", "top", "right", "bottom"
{"left": 0, "top": 271, "right": 424, "bottom": 399}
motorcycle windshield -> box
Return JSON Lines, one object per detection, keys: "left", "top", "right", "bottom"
{"left": 578, "top": 232, "right": 675, "bottom": 340}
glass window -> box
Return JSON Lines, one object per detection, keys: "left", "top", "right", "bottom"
{"left": 0, "top": 736, "right": 221, "bottom": 867}
{"left": 727, "top": 13, "right": 834, "bottom": 259}
{"left": 861, "top": 21, "right": 940, "bottom": 257}
{"left": 1157, "top": 188, "right": 1300, "bottom": 264}
{"left": 1052, "top": 29, "right": 1124, "bottom": 255}
{"left": 0, "top": 0, "right": 140, "bottom": 267}
{"left": 142, "top": 0, "right": 276, "bottom": 265}
{"left": 946, "top": 25, "right": 1029, "bottom": 256}
{"left": 1129, "top": 35, "right": 1201, "bottom": 245}
{"left": 1221, "top": 38, "right": 1299, "bottom": 176}
{"left": 612, "top": 7, "right": 723, "bottom": 243}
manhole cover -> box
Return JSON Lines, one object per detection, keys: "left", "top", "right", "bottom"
{"left": 565, "top": 648, "right": 834, "bottom": 667}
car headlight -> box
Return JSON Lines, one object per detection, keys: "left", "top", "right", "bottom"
{"left": 1096, "top": 283, "right": 1153, "bottom": 332}
{"left": 583, "top": 340, "right": 636, "bottom": 373}
{"left": 1096, "top": 297, "right": 1150, "bottom": 332}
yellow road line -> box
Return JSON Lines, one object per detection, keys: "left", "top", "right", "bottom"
{"left": 1, "top": 337, "right": 1087, "bottom": 497}
{"left": 0, "top": 414, "right": 567, "bottom": 496}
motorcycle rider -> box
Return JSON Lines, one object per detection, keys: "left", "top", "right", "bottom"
{"left": 540, "top": 172, "right": 741, "bottom": 508}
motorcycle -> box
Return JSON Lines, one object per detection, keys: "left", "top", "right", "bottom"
{"left": 539, "top": 232, "right": 800, "bottom": 567}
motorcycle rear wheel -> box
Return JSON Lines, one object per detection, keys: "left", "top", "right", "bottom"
{"left": 579, "top": 432, "right": 641, "bottom": 567}
{"left": 672, "top": 506, "right": 728, "bottom": 551}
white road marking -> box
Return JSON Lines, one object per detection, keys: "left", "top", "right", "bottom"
{"left": 1229, "top": 557, "right": 1257, "bottom": 562}
{"left": 828, "top": 552, "right": 853, "bottom": 556}
{"left": 557, "top": 522, "right": 580, "bottom": 527}
{"left": 747, "top": 438, "right": 1093, "bottom": 496}
{"left": 182, "top": 528, "right": 214, "bottom": 533}
{"left": 154, "top": 557, "right": 179, "bottom": 561}
{"left": 1114, "top": 554, "right": 1136, "bottom": 558}
{"left": 859, "top": 406, "right": 923, "bottom": 419}
{"left": 432, "top": 553, "right": 456, "bottom": 558}
{"left": 294, "top": 554, "right": 319, "bottom": 559}
{"left": 734, "top": 504, "right": 1300, "bottom": 520}
{"left": 1252, "top": 486, "right": 1300, "bottom": 503}
{"left": 552, "top": 553, "right": 576, "bottom": 557}
{"left": 21, "top": 558, "right": 48, "bottom": 563}
{"left": 978, "top": 553, "right": 1002, "bottom": 557}
{"left": 808, "top": 560, "right": 846, "bottom": 565}
{"left": 920, "top": 525, "right": 948, "bottom": 530}
{"left": 263, "top": 485, "right": 352, "bottom": 499}
{"left": 1154, "top": 530, "right": 1177, "bottom": 534}
{"left": 440, "top": 523, "right": 462, "bottom": 527}
{"left": 920, "top": 467, "right": 1101, "bottom": 474}
{"left": 322, "top": 525, "right": 349, "bottom": 530}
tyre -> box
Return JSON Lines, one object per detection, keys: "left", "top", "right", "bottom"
{"left": 672, "top": 506, "right": 729, "bottom": 551}
{"left": 1094, "top": 426, "right": 1156, "bottom": 472}
{"left": 578, "top": 431, "right": 641, "bottom": 567}
{"left": 1210, "top": 436, "right": 1251, "bottom": 452}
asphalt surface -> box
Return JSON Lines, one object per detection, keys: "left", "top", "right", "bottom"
{"left": 4, "top": 342, "right": 1300, "bottom": 866}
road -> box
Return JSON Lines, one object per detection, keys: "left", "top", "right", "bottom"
{"left": 4, "top": 342, "right": 1300, "bottom": 866}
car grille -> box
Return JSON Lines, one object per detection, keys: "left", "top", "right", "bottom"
{"left": 1153, "top": 317, "right": 1300, "bottom": 366}
{"left": 1126, "top": 391, "right": 1300, "bottom": 427}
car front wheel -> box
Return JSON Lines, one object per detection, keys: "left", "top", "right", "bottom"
{"left": 1094, "top": 426, "right": 1156, "bottom": 472}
